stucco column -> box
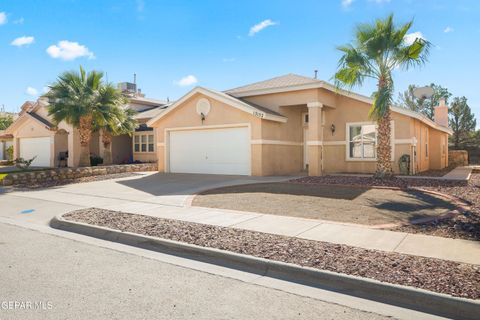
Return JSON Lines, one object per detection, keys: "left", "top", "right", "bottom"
{"left": 67, "top": 130, "right": 75, "bottom": 167}
{"left": 307, "top": 102, "right": 323, "bottom": 176}
{"left": 13, "top": 137, "right": 19, "bottom": 160}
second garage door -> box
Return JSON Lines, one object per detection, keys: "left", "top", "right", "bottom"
{"left": 169, "top": 127, "right": 250, "bottom": 175}
{"left": 19, "top": 137, "right": 51, "bottom": 167}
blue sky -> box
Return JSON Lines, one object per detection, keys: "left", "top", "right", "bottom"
{"left": 1, "top": 0, "right": 479, "bottom": 122}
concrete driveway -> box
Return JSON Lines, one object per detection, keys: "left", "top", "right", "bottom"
{"left": 0, "top": 172, "right": 295, "bottom": 227}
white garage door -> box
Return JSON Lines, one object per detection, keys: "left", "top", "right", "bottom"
{"left": 169, "top": 127, "right": 250, "bottom": 175}
{"left": 19, "top": 137, "right": 51, "bottom": 167}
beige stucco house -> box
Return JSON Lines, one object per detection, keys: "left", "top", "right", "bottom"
{"left": 4, "top": 86, "right": 166, "bottom": 167}
{"left": 147, "top": 74, "right": 452, "bottom": 176}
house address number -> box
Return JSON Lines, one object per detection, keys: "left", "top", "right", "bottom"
{"left": 253, "top": 111, "right": 265, "bottom": 118}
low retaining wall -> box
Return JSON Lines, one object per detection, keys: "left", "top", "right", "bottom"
{"left": 449, "top": 150, "right": 469, "bottom": 167}
{"left": 2, "top": 163, "right": 157, "bottom": 186}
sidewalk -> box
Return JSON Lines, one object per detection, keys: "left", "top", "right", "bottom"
{"left": 98, "top": 201, "right": 480, "bottom": 265}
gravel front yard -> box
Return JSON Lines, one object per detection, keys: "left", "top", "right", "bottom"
{"left": 293, "top": 174, "right": 480, "bottom": 241}
{"left": 193, "top": 183, "right": 455, "bottom": 226}
{"left": 64, "top": 208, "right": 480, "bottom": 300}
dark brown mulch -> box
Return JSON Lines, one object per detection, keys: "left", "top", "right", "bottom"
{"left": 291, "top": 174, "right": 480, "bottom": 241}
{"left": 64, "top": 208, "right": 480, "bottom": 300}
{"left": 8, "top": 172, "right": 142, "bottom": 190}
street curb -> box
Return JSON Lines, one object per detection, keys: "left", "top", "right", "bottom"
{"left": 50, "top": 214, "right": 480, "bottom": 320}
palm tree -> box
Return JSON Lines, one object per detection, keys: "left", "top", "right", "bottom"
{"left": 335, "top": 14, "right": 430, "bottom": 178}
{"left": 98, "top": 107, "right": 137, "bottom": 165}
{"left": 46, "top": 66, "right": 128, "bottom": 166}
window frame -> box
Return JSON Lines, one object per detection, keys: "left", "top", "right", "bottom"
{"left": 345, "top": 121, "right": 394, "bottom": 162}
{"left": 133, "top": 133, "right": 155, "bottom": 154}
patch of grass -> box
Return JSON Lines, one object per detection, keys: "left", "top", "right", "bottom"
{"left": 0, "top": 173, "right": 8, "bottom": 182}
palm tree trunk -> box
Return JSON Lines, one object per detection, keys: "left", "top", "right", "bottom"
{"left": 78, "top": 115, "right": 92, "bottom": 167}
{"left": 102, "top": 130, "right": 113, "bottom": 165}
{"left": 375, "top": 110, "right": 393, "bottom": 178}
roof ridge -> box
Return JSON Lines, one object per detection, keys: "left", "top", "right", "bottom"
{"left": 225, "top": 73, "right": 320, "bottom": 94}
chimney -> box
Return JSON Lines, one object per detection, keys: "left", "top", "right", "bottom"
{"left": 314, "top": 70, "right": 318, "bottom": 79}
{"left": 434, "top": 98, "right": 449, "bottom": 127}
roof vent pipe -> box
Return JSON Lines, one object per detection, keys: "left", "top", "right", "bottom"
{"left": 314, "top": 70, "right": 318, "bottom": 79}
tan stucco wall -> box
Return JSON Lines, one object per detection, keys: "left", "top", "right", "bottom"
{"left": 429, "top": 130, "right": 449, "bottom": 170}
{"left": 412, "top": 119, "right": 430, "bottom": 172}
{"left": 112, "top": 134, "right": 133, "bottom": 164}
{"left": 54, "top": 130, "right": 69, "bottom": 167}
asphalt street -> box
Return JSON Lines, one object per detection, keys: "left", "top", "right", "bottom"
{"left": 0, "top": 222, "right": 391, "bottom": 320}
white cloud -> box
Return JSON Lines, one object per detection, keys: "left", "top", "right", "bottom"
{"left": 25, "top": 87, "right": 38, "bottom": 96}
{"left": 341, "top": 0, "right": 354, "bottom": 8}
{"left": 404, "top": 31, "right": 426, "bottom": 45}
{"left": 174, "top": 75, "right": 198, "bottom": 87}
{"left": 13, "top": 17, "right": 24, "bottom": 24}
{"left": 43, "top": 86, "right": 50, "bottom": 93}
{"left": 0, "top": 12, "right": 7, "bottom": 25}
{"left": 11, "top": 36, "right": 35, "bottom": 47}
{"left": 249, "top": 19, "right": 277, "bottom": 36}
{"left": 46, "top": 40, "right": 95, "bottom": 61}
{"left": 444, "top": 26, "right": 454, "bottom": 33}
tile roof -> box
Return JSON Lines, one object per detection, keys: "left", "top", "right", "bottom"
{"left": 0, "top": 132, "right": 13, "bottom": 139}
{"left": 225, "top": 73, "right": 321, "bottom": 95}
{"left": 133, "top": 105, "right": 169, "bottom": 120}
{"left": 27, "top": 112, "right": 54, "bottom": 128}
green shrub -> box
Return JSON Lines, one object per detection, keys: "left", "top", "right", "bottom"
{"left": 90, "top": 155, "right": 103, "bottom": 166}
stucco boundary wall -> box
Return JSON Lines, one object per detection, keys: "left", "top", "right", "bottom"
{"left": 449, "top": 150, "right": 469, "bottom": 167}
{"left": 2, "top": 163, "right": 157, "bottom": 187}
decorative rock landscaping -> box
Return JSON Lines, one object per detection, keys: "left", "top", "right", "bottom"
{"left": 1, "top": 163, "right": 157, "bottom": 187}
{"left": 64, "top": 208, "right": 480, "bottom": 299}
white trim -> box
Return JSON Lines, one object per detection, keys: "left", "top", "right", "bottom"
{"left": 147, "top": 87, "right": 287, "bottom": 126}
{"left": 227, "top": 79, "right": 452, "bottom": 135}
{"left": 306, "top": 141, "right": 323, "bottom": 146}
{"left": 133, "top": 132, "right": 155, "bottom": 154}
{"left": 394, "top": 138, "right": 414, "bottom": 145}
{"left": 164, "top": 123, "right": 252, "bottom": 175}
{"left": 322, "top": 141, "right": 347, "bottom": 146}
{"left": 307, "top": 101, "right": 323, "bottom": 108}
{"left": 165, "top": 123, "right": 251, "bottom": 132}
{"left": 250, "top": 139, "right": 303, "bottom": 146}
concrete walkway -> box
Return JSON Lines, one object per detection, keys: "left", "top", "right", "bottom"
{"left": 1, "top": 172, "right": 479, "bottom": 265}
{"left": 442, "top": 166, "right": 473, "bottom": 180}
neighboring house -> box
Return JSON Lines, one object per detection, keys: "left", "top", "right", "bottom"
{"left": 147, "top": 74, "right": 452, "bottom": 176}
{"left": 4, "top": 83, "right": 167, "bottom": 167}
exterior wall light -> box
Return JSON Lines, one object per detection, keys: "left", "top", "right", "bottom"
{"left": 331, "top": 124, "right": 336, "bottom": 135}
